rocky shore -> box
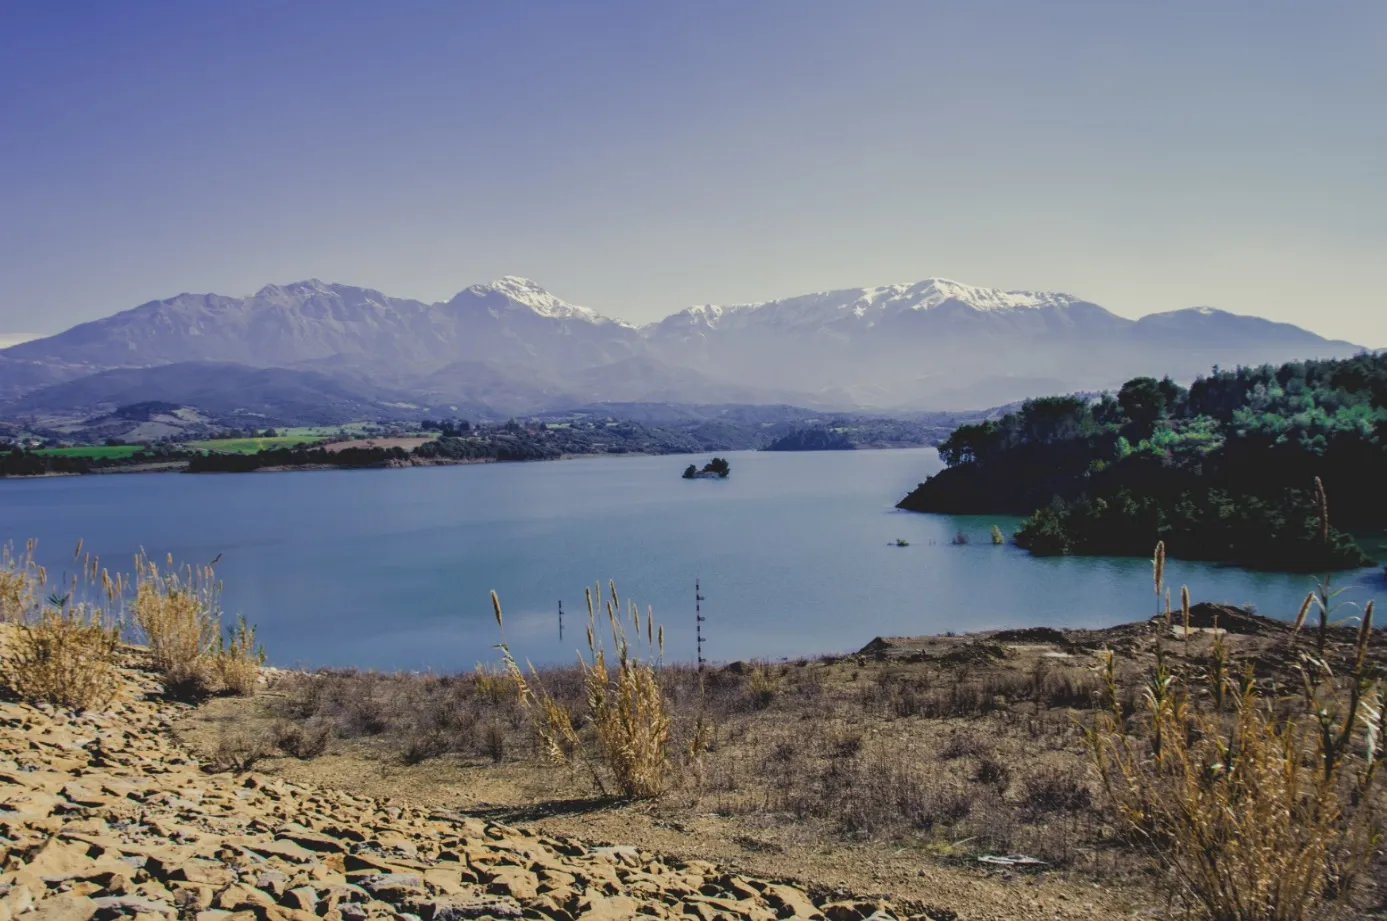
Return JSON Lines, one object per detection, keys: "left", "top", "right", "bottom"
{"left": 1, "top": 647, "right": 929, "bottom": 921}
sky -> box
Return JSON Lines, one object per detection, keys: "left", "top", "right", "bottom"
{"left": 1, "top": 1, "right": 1384, "bottom": 345}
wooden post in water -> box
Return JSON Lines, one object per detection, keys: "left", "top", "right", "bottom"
{"left": 696, "top": 578, "right": 706, "bottom": 671}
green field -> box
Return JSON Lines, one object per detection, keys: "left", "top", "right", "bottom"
{"left": 275, "top": 425, "right": 372, "bottom": 438}
{"left": 33, "top": 445, "right": 146, "bottom": 459}
{"left": 184, "top": 436, "right": 326, "bottom": 454}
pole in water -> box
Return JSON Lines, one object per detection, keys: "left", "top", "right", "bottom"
{"left": 558, "top": 599, "right": 563, "bottom": 642}
{"left": 695, "top": 578, "right": 706, "bottom": 670}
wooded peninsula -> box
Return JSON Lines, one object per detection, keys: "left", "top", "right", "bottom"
{"left": 899, "top": 353, "right": 1387, "bottom": 571}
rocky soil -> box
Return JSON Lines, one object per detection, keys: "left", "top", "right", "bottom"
{"left": 1, "top": 653, "right": 936, "bottom": 921}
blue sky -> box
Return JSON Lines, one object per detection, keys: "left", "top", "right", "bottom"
{"left": 1, "top": 1, "right": 1384, "bottom": 344}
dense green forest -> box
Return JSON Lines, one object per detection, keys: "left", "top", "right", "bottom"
{"left": 1, "top": 447, "right": 93, "bottom": 476}
{"left": 0, "top": 445, "right": 184, "bottom": 476}
{"left": 187, "top": 421, "right": 727, "bottom": 473}
{"left": 763, "top": 428, "right": 855, "bottom": 451}
{"left": 188, "top": 444, "right": 411, "bottom": 472}
{"left": 898, "top": 354, "right": 1387, "bottom": 571}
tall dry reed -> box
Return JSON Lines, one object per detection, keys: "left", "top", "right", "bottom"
{"left": 1089, "top": 537, "right": 1384, "bottom": 921}
{"left": 0, "top": 540, "right": 46, "bottom": 624}
{"left": 3, "top": 541, "right": 122, "bottom": 710}
{"left": 493, "top": 580, "right": 675, "bottom": 798}
{"left": 130, "top": 550, "right": 262, "bottom": 696}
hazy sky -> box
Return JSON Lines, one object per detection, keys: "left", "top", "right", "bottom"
{"left": 2, "top": 1, "right": 1384, "bottom": 344}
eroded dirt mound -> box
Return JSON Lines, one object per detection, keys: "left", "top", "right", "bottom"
{"left": 1183, "top": 602, "right": 1288, "bottom": 635}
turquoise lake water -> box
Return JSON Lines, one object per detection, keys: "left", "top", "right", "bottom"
{"left": 2, "top": 448, "right": 1382, "bottom": 671}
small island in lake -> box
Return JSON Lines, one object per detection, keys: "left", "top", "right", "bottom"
{"left": 683, "top": 457, "right": 731, "bottom": 479}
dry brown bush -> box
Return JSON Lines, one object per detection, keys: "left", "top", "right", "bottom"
{"left": 131, "top": 551, "right": 262, "bottom": 696}
{"left": 496, "top": 581, "right": 675, "bottom": 798}
{"left": 271, "top": 719, "right": 333, "bottom": 759}
{"left": 7, "top": 605, "right": 122, "bottom": 711}
{"left": 1089, "top": 534, "right": 1385, "bottom": 921}
{"left": 2, "top": 541, "right": 122, "bottom": 711}
{"left": 209, "top": 730, "right": 273, "bottom": 773}
{"left": 131, "top": 551, "right": 221, "bottom": 693}
{"left": 213, "top": 615, "right": 265, "bottom": 695}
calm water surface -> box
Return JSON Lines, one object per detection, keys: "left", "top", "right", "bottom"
{"left": 2, "top": 449, "right": 1381, "bottom": 670}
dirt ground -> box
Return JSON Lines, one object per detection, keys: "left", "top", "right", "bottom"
{"left": 176, "top": 607, "right": 1387, "bottom": 921}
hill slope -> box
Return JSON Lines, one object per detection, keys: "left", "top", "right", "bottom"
{"left": 1, "top": 276, "right": 1366, "bottom": 418}
{"left": 5, "top": 362, "right": 421, "bottom": 425}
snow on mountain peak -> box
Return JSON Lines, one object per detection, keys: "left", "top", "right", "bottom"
{"left": 658, "top": 278, "right": 1085, "bottom": 332}
{"left": 890, "top": 278, "right": 1082, "bottom": 312}
{"left": 254, "top": 279, "right": 339, "bottom": 299}
{"left": 460, "top": 276, "right": 625, "bottom": 324}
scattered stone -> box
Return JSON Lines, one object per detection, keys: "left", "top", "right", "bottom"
{"left": 29, "top": 893, "right": 97, "bottom": 921}
{"left": 90, "top": 895, "right": 174, "bottom": 919}
{"left": 0, "top": 630, "right": 915, "bottom": 921}
{"left": 280, "top": 886, "right": 317, "bottom": 914}
{"left": 358, "top": 874, "right": 424, "bottom": 901}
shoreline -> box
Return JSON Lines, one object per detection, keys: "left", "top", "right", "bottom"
{"left": 1, "top": 442, "right": 937, "bottom": 480}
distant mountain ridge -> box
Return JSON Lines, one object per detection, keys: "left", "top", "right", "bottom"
{"left": 0, "top": 276, "right": 1367, "bottom": 421}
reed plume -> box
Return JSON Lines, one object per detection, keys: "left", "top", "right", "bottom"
{"left": 131, "top": 549, "right": 261, "bottom": 696}
{"left": 1090, "top": 545, "right": 1384, "bottom": 920}
{"left": 2, "top": 538, "right": 120, "bottom": 710}
{"left": 493, "top": 580, "right": 675, "bottom": 798}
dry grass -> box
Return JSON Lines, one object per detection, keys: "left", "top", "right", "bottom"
{"left": 207, "top": 530, "right": 1382, "bottom": 919}
{"left": 0, "top": 540, "right": 46, "bottom": 624}
{"left": 131, "top": 550, "right": 263, "bottom": 697}
{"left": 5, "top": 539, "right": 265, "bottom": 703}
{"left": 6, "top": 605, "right": 122, "bottom": 710}
{"left": 496, "top": 581, "right": 675, "bottom": 798}
{"left": 131, "top": 551, "right": 222, "bottom": 693}
{"left": 250, "top": 616, "right": 1386, "bottom": 915}
{"left": 1, "top": 541, "right": 122, "bottom": 711}
{"left": 214, "top": 615, "right": 266, "bottom": 696}
{"left": 1089, "top": 536, "right": 1386, "bottom": 920}
{"left": 260, "top": 640, "right": 1111, "bottom": 866}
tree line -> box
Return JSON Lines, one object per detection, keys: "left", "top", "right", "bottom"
{"left": 899, "top": 353, "right": 1387, "bottom": 570}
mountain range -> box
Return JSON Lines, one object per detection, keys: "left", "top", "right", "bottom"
{"left": 0, "top": 276, "right": 1366, "bottom": 424}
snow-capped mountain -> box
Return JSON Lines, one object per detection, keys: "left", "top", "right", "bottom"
{"left": 4, "top": 277, "right": 640, "bottom": 373}
{"left": 642, "top": 279, "right": 1362, "bottom": 407}
{"left": 0, "top": 276, "right": 1366, "bottom": 418}
{"left": 651, "top": 279, "right": 1102, "bottom": 334}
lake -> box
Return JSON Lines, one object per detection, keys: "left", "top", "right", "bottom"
{"left": 2, "top": 449, "right": 1382, "bottom": 671}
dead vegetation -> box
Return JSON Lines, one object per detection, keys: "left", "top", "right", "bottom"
{"left": 496, "top": 581, "right": 680, "bottom": 798}
{"left": 219, "top": 586, "right": 1387, "bottom": 919}
{"left": 0, "top": 540, "right": 122, "bottom": 710}
{"left": 251, "top": 629, "right": 1118, "bottom": 869}
{"left": 131, "top": 549, "right": 264, "bottom": 697}
{"left": 1087, "top": 527, "right": 1387, "bottom": 920}
{"left": 171, "top": 486, "right": 1387, "bottom": 920}
{"left": 0, "top": 538, "right": 265, "bottom": 709}
{"left": 6, "top": 604, "right": 123, "bottom": 711}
